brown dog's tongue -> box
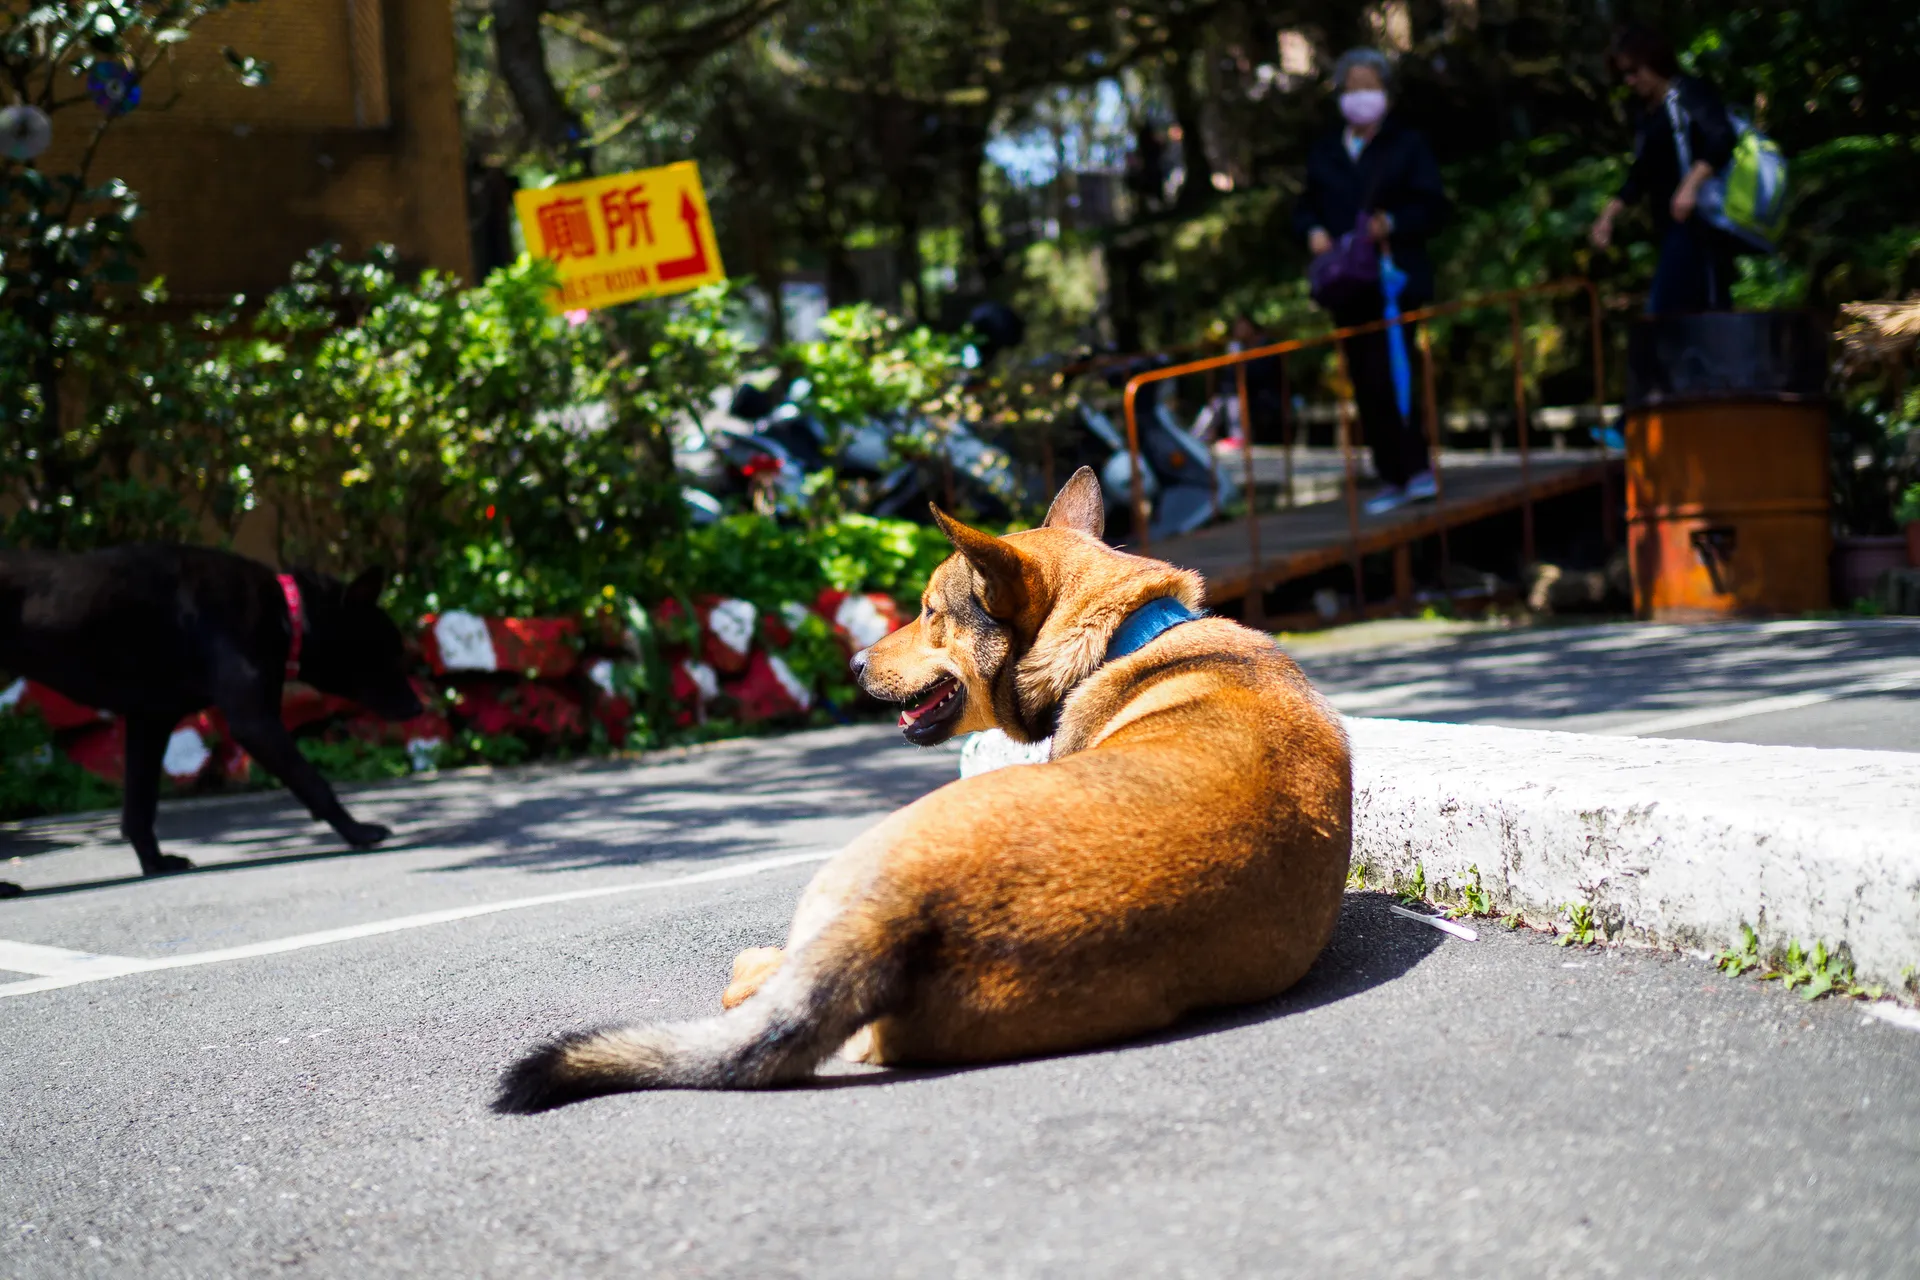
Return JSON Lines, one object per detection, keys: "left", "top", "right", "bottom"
{"left": 901, "top": 678, "right": 957, "bottom": 725}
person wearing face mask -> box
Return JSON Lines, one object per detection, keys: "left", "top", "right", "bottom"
{"left": 1588, "top": 25, "right": 1741, "bottom": 315}
{"left": 1295, "top": 47, "right": 1451, "bottom": 516}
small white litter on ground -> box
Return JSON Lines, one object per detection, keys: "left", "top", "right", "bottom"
{"left": 1387, "top": 903, "right": 1478, "bottom": 941}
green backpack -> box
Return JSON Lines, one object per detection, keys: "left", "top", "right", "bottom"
{"left": 1707, "top": 113, "right": 1789, "bottom": 251}
{"left": 1673, "top": 101, "right": 1789, "bottom": 253}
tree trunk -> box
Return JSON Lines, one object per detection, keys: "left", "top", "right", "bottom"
{"left": 957, "top": 118, "right": 1003, "bottom": 292}
{"left": 899, "top": 211, "right": 925, "bottom": 323}
{"left": 1169, "top": 40, "right": 1215, "bottom": 214}
{"left": 491, "top": 0, "right": 589, "bottom": 165}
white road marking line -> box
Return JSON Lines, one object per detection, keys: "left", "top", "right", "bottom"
{"left": 0, "top": 848, "right": 835, "bottom": 1001}
{"left": 0, "top": 940, "right": 149, "bottom": 979}
{"left": 1864, "top": 1002, "right": 1920, "bottom": 1034}
{"left": 1601, "top": 670, "right": 1920, "bottom": 739}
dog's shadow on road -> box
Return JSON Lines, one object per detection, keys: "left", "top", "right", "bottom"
{"left": 799, "top": 891, "right": 1445, "bottom": 1094}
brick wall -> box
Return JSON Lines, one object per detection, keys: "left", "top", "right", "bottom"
{"left": 34, "top": 0, "right": 470, "bottom": 302}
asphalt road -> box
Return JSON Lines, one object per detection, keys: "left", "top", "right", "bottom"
{"left": 1291, "top": 617, "right": 1920, "bottom": 753}
{"left": 4, "top": 726, "right": 1918, "bottom": 1278}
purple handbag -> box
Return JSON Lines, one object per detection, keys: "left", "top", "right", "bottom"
{"left": 1308, "top": 212, "right": 1381, "bottom": 311}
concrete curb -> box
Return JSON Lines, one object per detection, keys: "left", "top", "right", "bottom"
{"left": 961, "top": 720, "right": 1920, "bottom": 990}
{"left": 1348, "top": 719, "right": 1920, "bottom": 990}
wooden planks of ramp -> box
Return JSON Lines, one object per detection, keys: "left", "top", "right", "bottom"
{"left": 1149, "top": 455, "right": 1622, "bottom": 605}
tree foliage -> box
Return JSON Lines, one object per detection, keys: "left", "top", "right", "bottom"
{"left": 463, "top": 0, "right": 1920, "bottom": 341}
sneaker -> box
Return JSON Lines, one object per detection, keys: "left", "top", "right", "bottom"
{"left": 1404, "top": 471, "right": 1438, "bottom": 501}
{"left": 1364, "top": 485, "right": 1410, "bottom": 516}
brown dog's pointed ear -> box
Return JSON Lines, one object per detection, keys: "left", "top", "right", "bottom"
{"left": 344, "top": 567, "right": 387, "bottom": 607}
{"left": 1042, "top": 466, "right": 1105, "bottom": 538}
{"left": 930, "top": 505, "right": 1030, "bottom": 621}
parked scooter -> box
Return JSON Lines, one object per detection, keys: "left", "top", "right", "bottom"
{"left": 1052, "top": 354, "right": 1237, "bottom": 543}
{"left": 692, "top": 376, "right": 1031, "bottom": 524}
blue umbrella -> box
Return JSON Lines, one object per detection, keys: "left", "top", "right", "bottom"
{"left": 1379, "top": 252, "right": 1413, "bottom": 422}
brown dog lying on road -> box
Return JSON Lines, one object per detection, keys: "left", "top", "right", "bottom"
{"left": 496, "top": 468, "right": 1352, "bottom": 1111}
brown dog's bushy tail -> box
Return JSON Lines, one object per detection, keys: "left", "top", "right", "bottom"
{"left": 493, "top": 909, "right": 914, "bottom": 1113}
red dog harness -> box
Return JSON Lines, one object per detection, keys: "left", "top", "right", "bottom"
{"left": 277, "top": 573, "right": 305, "bottom": 680}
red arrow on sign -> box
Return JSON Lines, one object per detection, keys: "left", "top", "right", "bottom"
{"left": 655, "top": 192, "right": 711, "bottom": 282}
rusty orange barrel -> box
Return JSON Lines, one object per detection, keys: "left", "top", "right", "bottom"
{"left": 1624, "top": 312, "right": 1829, "bottom": 620}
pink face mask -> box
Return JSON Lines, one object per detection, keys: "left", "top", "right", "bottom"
{"left": 1340, "top": 89, "right": 1388, "bottom": 127}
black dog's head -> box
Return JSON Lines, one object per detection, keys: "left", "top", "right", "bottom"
{"left": 298, "top": 567, "right": 424, "bottom": 721}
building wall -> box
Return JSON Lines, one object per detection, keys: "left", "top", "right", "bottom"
{"left": 35, "top": 0, "right": 470, "bottom": 302}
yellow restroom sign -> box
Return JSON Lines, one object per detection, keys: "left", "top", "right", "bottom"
{"left": 514, "top": 161, "right": 726, "bottom": 312}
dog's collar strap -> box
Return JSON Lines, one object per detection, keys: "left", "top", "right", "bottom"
{"left": 1103, "top": 597, "right": 1203, "bottom": 663}
{"left": 277, "top": 573, "right": 305, "bottom": 681}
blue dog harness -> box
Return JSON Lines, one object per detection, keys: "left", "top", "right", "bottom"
{"left": 1103, "top": 597, "right": 1205, "bottom": 663}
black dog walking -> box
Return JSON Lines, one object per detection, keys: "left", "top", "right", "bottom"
{"left": 0, "top": 544, "right": 423, "bottom": 891}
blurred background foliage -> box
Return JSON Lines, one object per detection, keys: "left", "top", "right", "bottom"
{"left": 461, "top": 0, "right": 1920, "bottom": 340}
{"left": 455, "top": 0, "right": 1920, "bottom": 524}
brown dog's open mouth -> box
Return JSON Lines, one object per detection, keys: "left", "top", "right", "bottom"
{"left": 897, "top": 676, "right": 965, "bottom": 745}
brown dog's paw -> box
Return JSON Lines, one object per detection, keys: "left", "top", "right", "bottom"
{"left": 721, "top": 946, "right": 785, "bottom": 1009}
{"left": 838, "top": 1025, "right": 879, "bottom": 1064}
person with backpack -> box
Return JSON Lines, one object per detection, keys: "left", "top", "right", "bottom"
{"left": 1589, "top": 26, "right": 1747, "bottom": 314}
{"left": 1295, "top": 47, "right": 1451, "bottom": 516}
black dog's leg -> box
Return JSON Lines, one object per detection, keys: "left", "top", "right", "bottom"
{"left": 225, "top": 710, "right": 392, "bottom": 850}
{"left": 124, "top": 714, "right": 194, "bottom": 876}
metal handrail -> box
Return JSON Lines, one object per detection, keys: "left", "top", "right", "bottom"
{"left": 1119, "top": 277, "right": 1609, "bottom": 625}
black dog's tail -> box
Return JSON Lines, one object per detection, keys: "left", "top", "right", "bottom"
{"left": 494, "top": 908, "right": 915, "bottom": 1113}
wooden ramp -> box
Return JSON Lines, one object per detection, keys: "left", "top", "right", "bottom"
{"left": 1150, "top": 454, "right": 1622, "bottom": 604}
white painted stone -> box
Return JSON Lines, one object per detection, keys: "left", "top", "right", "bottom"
{"left": 162, "top": 728, "right": 211, "bottom": 780}
{"left": 587, "top": 659, "right": 617, "bottom": 697}
{"left": 766, "top": 654, "right": 812, "bottom": 710}
{"left": 682, "top": 659, "right": 720, "bottom": 702}
{"left": 834, "top": 595, "right": 893, "bottom": 650}
{"left": 1347, "top": 718, "right": 1920, "bottom": 990}
{"left": 434, "top": 610, "right": 498, "bottom": 672}
{"left": 406, "top": 737, "right": 444, "bottom": 773}
{"left": 706, "top": 598, "right": 757, "bottom": 657}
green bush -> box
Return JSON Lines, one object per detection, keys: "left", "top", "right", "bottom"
{"left": 0, "top": 710, "right": 121, "bottom": 822}
{"left": 1897, "top": 484, "right": 1920, "bottom": 528}
{"left": 295, "top": 737, "right": 416, "bottom": 784}
{"left": 673, "top": 512, "right": 949, "bottom": 603}
{"left": 3, "top": 246, "right": 752, "bottom": 619}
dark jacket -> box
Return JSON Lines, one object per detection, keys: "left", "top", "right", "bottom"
{"left": 1618, "top": 74, "right": 1737, "bottom": 231}
{"left": 1293, "top": 115, "right": 1451, "bottom": 309}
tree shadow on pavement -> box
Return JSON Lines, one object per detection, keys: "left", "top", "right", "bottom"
{"left": 0, "top": 727, "right": 958, "bottom": 896}
{"left": 1293, "top": 618, "right": 1920, "bottom": 726}
{"left": 1, "top": 842, "right": 423, "bottom": 899}
{"left": 419, "top": 731, "right": 955, "bottom": 875}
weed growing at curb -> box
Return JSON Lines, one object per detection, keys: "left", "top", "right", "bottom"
{"left": 1716, "top": 925, "right": 1763, "bottom": 976}
{"left": 1717, "top": 926, "right": 1886, "bottom": 1001}
{"left": 1446, "top": 865, "right": 1494, "bottom": 920}
{"left": 1767, "top": 940, "right": 1884, "bottom": 1001}
{"left": 1557, "top": 902, "right": 1598, "bottom": 947}
{"left": 1346, "top": 860, "right": 1370, "bottom": 892}
{"left": 1396, "top": 862, "right": 1429, "bottom": 906}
